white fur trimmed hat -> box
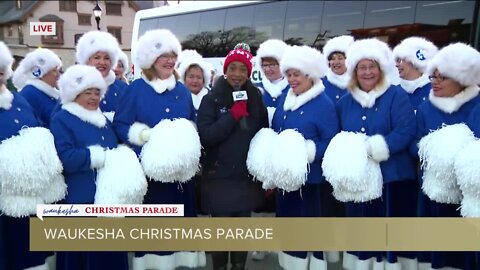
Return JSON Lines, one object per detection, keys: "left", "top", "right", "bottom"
{"left": 346, "top": 38, "right": 394, "bottom": 78}
{"left": 12, "top": 48, "right": 62, "bottom": 89}
{"left": 58, "top": 65, "right": 107, "bottom": 104}
{"left": 134, "top": 29, "right": 181, "bottom": 70}
{"left": 280, "top": 45, "right": 327, "bottom": 82}
{"left": 323, "top": 35, "right": 354, "bottom": 60}
{"left": 75, "top": 31, "right": 120, "bottom": 67}
{"left": 0, "top": 41, "right": 14, "bottom": 80}
{"left": 117, "top": 49, "right": 129, "bottom": 75}
{"left": 255, "top": 39, "right": 288, "bottom": 71}
{"left": 177, "top": 50, "right": 211, "bottom": 88}
{"left": 393, "top": 37, "right": 438, "bottom": 73}
{"left": 427, "top": 42, "right": 480, "bottom": 87}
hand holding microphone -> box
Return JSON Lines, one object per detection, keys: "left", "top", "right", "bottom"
{"left": 231, "top": 85, "right": 249, "bottom": 130}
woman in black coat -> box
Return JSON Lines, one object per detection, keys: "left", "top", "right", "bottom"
{"left": 196, "top": 48, "right": 268, "bottom": 270}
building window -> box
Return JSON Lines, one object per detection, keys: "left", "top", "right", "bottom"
{"left": 0, "top": 28, "right": 4, "bottom": 40}
{"left": 74, "top": 33, "right": 83, "bottom": 46}
{"left": 18, "top": 25, "right": 23, "bottom": 45}
{"left": 59, "top": 1, "right": 77, "bottom": 12}
{"left": 106, "top": 2, "right": 122, "bottom": 16}
{"left": 78, "top": 14, "right": 91, "bottom": 26}
{"left": 42, "top": 22, "right": 64, "bottom": 45}
{"left": 107, "top": 26, "right": 122, "bottom": 44}
{"left": 8, "top": 26, "right": 13, "bottom": 36}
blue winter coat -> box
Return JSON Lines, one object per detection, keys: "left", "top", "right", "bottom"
{"left": 272, "top": 85, "right": 339, "bottom": 184}
{"left": 255, "top": 81, "right": 289, "bottom": 108}
{"left": 18, "top": 84, "right": 58, "bottom": 127}
{"left": 337, "top": 85, "right": 417, "bottom": 183}
{"left": 100, "top": 79, "right": 128, "bottom": 113}
{"left": 0, "top": 92, "right": 40, "bottom": 140}
{"left": 50, "top": 107, "right": 118, "bottom": 203}
{"left": 322, "top": 76, "right": 348, "bottom": 103}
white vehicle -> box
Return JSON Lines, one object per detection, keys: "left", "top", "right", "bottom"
{"left": 131, "top": 0, "right": 479, "bottom": 82}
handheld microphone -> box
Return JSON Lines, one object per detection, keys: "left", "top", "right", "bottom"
{"left": 232, "top": 85, "right": 249, "bottom": 130}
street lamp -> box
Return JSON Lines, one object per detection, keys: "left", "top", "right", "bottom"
{"left": 93, "top": 2, "right": 102, "bottom": 31}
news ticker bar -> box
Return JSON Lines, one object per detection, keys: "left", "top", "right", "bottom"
{"left": 30, "top": 217, "right": 480, "bottom": 251}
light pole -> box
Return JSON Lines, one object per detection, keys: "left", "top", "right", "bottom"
{"left": 93, "top": 2, "right": 102, "bottom": 31}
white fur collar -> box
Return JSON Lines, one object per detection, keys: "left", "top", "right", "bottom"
{"left": 62, "top": 102, "right": 106, "bottom": 128}
{"left": 326, "top": 69, "right": 350, "bottom": 89}
{"left": 191, "top": 87, "right": 208, "bottom": 110}
{"left": 142, "top": 74, "right": 176, "bottom": 94}
{"left": 0, "top": 85, "right": 13, "bottom": 110}
{"left": 429, "top": 85, "right": 480, "bottom": 114}
{"left": 26, "top": 79, "right": 59, "bottom": 99}
{"left": 400, "top": 74, "right": 430, "bottom": 94}
{"left": 350, "top": 80, "right": 390, "bottom": 108}
{"left": 104, "top": 70, "right": 116, "bottom": 86}
{"left": 283, "top": 81, "right": 325, "bottom": 111}
{"left": 260, "top": 76, "right": 289, "bottom": 98}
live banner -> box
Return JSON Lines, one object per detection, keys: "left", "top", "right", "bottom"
{"left": 30, "top": 217, "right": 480, "bottom": 251}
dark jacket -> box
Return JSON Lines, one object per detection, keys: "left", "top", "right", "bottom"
{"left": 197, "top": 77, "right": 268, "bottom": 215}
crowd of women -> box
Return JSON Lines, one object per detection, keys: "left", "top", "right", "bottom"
{"left": 0, "top": 27, "right": 479, "bottom": 270}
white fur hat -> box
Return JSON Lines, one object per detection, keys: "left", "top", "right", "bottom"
{"left": 393, "top": 37, "right": 438, "bottom": 73}
{"left": 177, "top": 51, "right": 211, "bottom": 88}
{"left": 59, "top": 65, "right": 107, "bottom": 104}
{"left": 256, "top": 39, "right": 288, "bottom": 70}
{"left": 117, "top": 49, "right": 129, "bottom": 75}
{"left": 75, "top": 31, "right": 119, "bottom": 67}
{"left": 280, "top": 45, "right": 327, "bottom": 82}
{"left": 427, "top": 42, "right": 480, "bottom": 87}
{"left": 134, "top": 29, "right": 181, "bottom": 70}
{"left": 323, "top": 35, "right": 354, "bottom": 59}
{"left": 0, "top": 41, "right": 14, "bottom": 80}
{"left": 12, "top": 48, "right": 62, "bottom": 89}
{"left": 177, "top": 49, "right": 202, "bottom": 69}
{"left": 346, "top": 38, "right": 394, "bottom": 78}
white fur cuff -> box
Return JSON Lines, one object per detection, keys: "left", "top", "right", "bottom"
{"left": 366, "top": 135, "right": 389, "bottom": 162}
{"left": 306, "top": 139, "right": 316, "bottom": 163}
{"left": 88, "top": 145, "right": 105, "bottom": 169}
{"left": 128, "top": 122, "right": 150, "bottom": 146}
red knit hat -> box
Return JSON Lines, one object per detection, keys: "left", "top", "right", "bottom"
{"left": 223, "top": 49, "right": 253, "bottom": 77}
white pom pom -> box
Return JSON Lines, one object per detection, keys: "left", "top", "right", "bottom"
{"left": 0, "top": 194, "right": 43, "bottom": 217}
{"left": 41, "top": 174, "right": 67, "bottom": 204}
{"left": 419, "top": 123, "right": 475, "bottom": 204}
{"left": 140, "top": 118, "right": 201, "bottom": 183}
{"left": 269, "top": 129, "right": 309, "bottom": 192}
{"left": 96, "top": 145, "right": 148, "bottom": 204}
{"left": 247, "top": 128, "right": 278, "bottom": 188}
{"left": 459, "top": 194, "right": 480, "bottom": 217}
{"left": 0, "top": 127, "right": 63, "bottom": 196}
{"left": 454, "top": 140, "right": 480, "bottom": 195}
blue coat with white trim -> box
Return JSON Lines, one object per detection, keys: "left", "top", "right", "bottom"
{"left": 336, "top": 85, "right": 417, "bottom": 184}
{"left": 0, "top": 92, "right": 40, "bottom": 140}
{"left": 322, "top": 76, "right": 347, "bottom": 103}
{"left": 255, "top": 81, "right": 289, "bottom": 108}
{"left": 100, "top": 79, "right": 128, "bottom": 113}
{"left": 50, "top": 108, "right": 118, "bottom": 204}
{"left": 272, "top": 86, "right": 339, "bottom": 184}
{"left": 468, "top": 102, "right": 480, "bottom": 137}
{"left": 18, "top": 84, "right": 58, "bottom": 127}
{"left": 113, "top": 78, "right": 196, "bottom": 155}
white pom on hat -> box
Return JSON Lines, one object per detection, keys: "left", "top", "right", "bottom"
{"left": 427, "top": 42, "right": 480, "bottom": 87}
{"left": 12, "top": 48, "right": 62, "bottom": 89}
{"left": 0, "top": 41, "right": 14, "bottom": 80}
{"left": 255, "top": 39, "right": 288, "bottom": 73}
{"left": 323, "top": 35, "right": 354, "bottom": 60}
{"left": 134, "top": 29, "right": 181, "bottom": 70}
{"left": 58, "top": 65, "right": 107, "bottom": 104}
{"left": 76, "top": 31, "right": 120, "bottom": 67}
{"left": 177, "top": 50, "right": 211, "bottom": 88}
{"left": 280, "top": 45, "right": 327, "bottom": 81}
{"left": 346, "top": 38, "right": 394, "bottom": 78}
{"left": 393, "top": 37, "right": 438, "bottom": 73}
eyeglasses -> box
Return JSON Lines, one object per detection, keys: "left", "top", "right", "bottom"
{"left": 428, "top": 74, "right": 449, "bottom": 82}
{"left": 261, "top": 63, "right": 279, "bottom": 69}
{"left": 395, "top": 58, "right": 405, "bottom": 64}
{"left": 158, "top": 54, "right": 177, "bottom": 61}
{"left": 356, "top": 64, "right": 379, "bottom": 72}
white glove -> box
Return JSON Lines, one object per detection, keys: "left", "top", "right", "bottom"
{"left": 365, "top": 135, "right": 389, "bottom": 162}
{"left": 305, "top": 139, "right": 316, "bottom": 163}
{"left": 141, "top": 128, "right": 152, "bottom": 142}
{"left": 88, "top": 145, "right": 106, "bottom": 169}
